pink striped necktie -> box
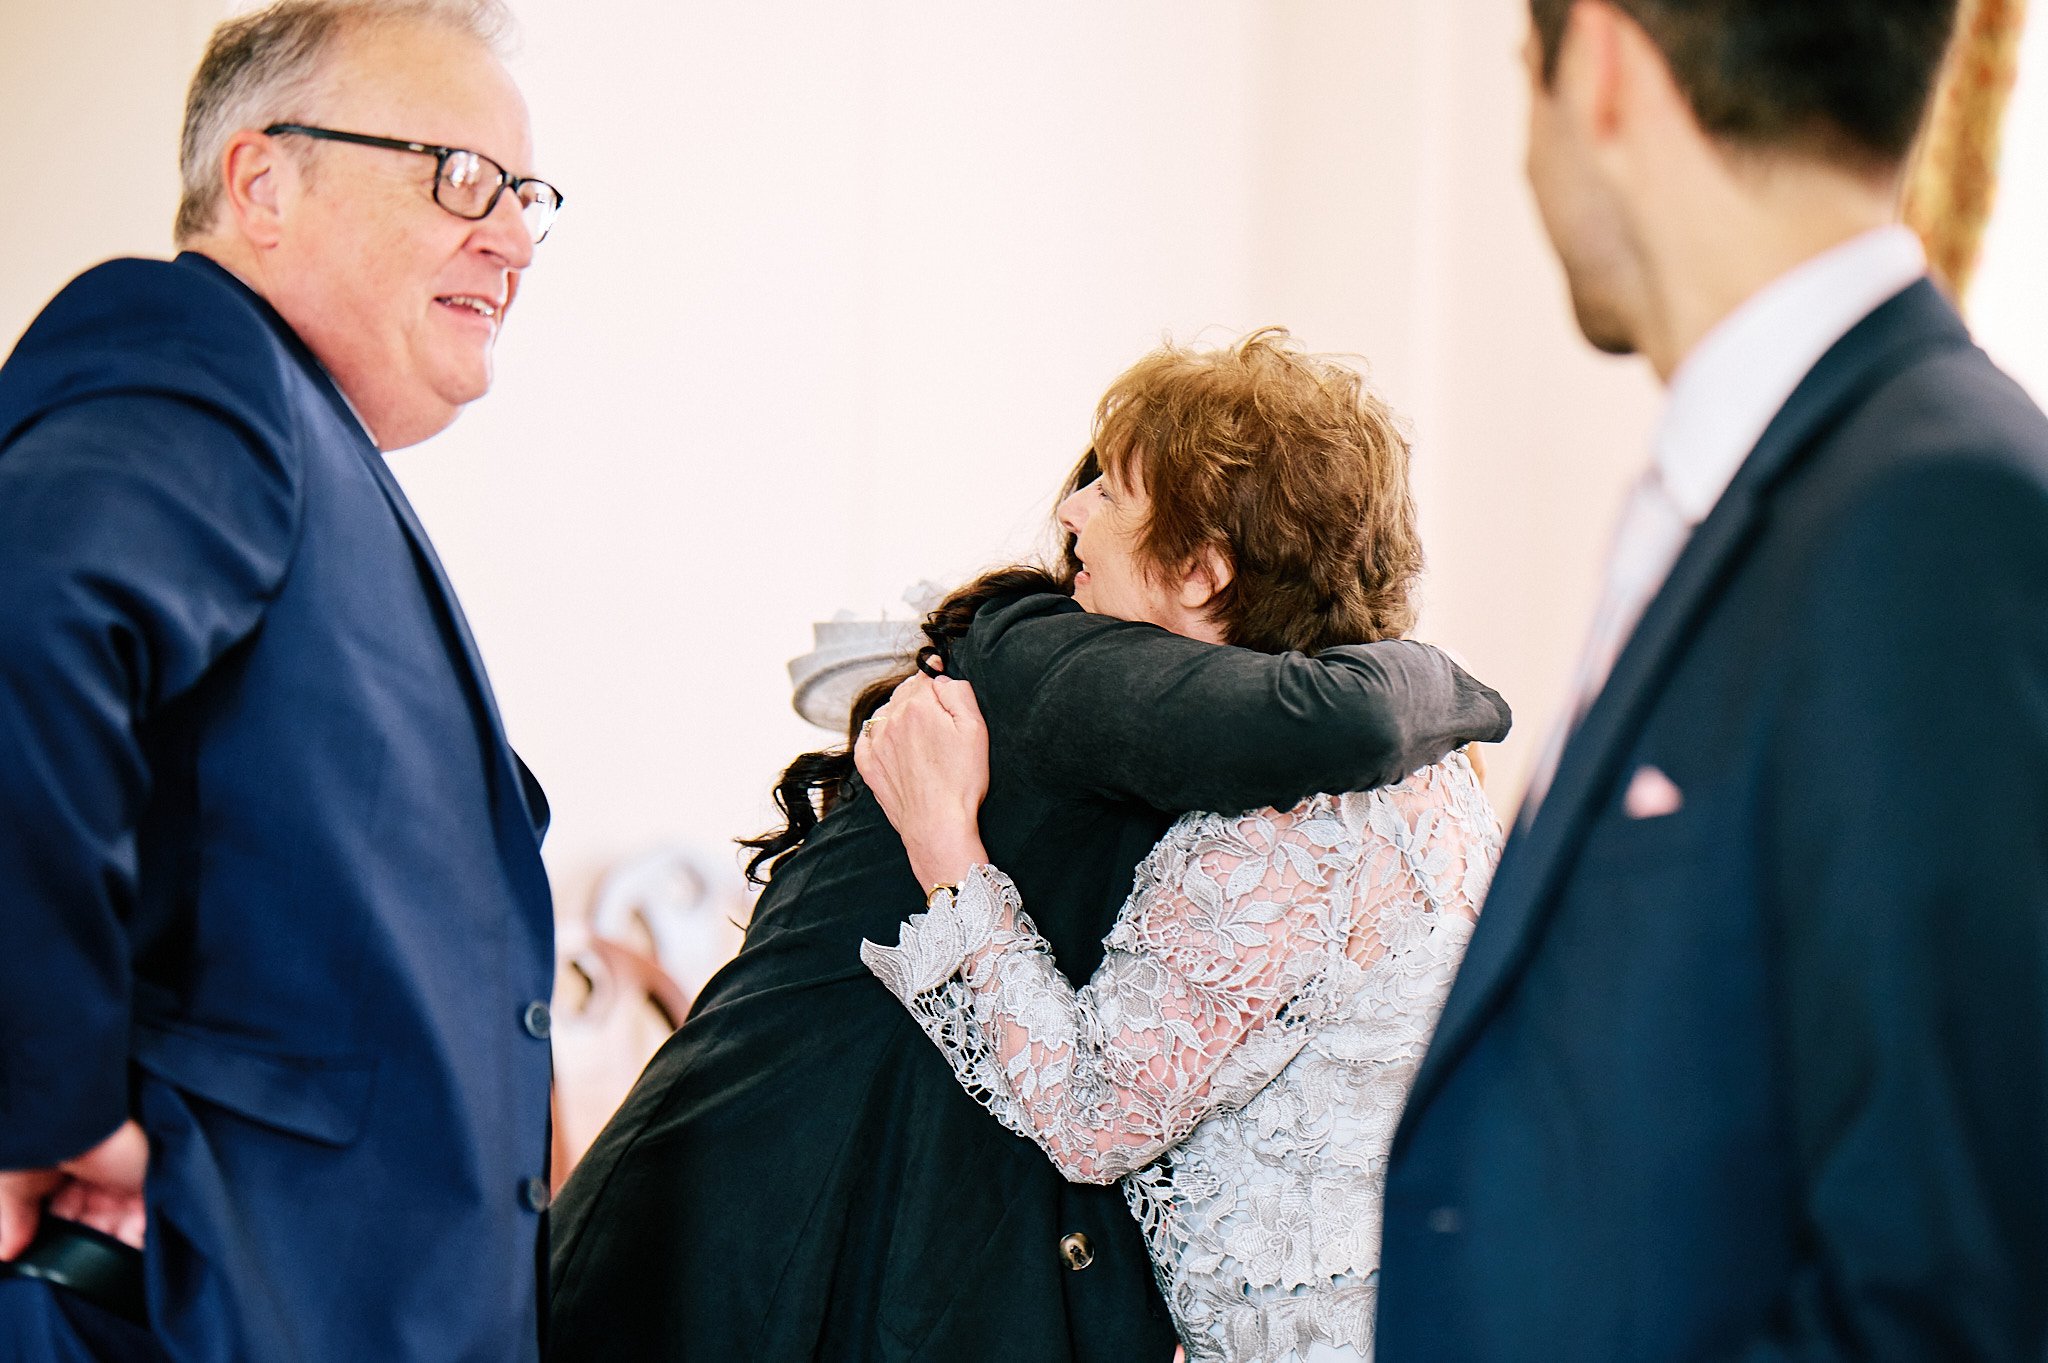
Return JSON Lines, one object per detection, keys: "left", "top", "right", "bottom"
{"left": 1520, "top": 463, "right": 1693, "bottom": 823}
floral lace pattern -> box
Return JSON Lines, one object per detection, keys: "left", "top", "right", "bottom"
{"left": 861, "top": 755, "right": 1500, "bottom": 1363}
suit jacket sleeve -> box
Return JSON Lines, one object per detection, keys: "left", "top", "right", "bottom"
{"left": 955, "top": 592, "right": 1511, "bottom": 813}
{"left": 1731, "top": 454, "right": 2048, "bottom": 1362}
{"left": 0, "top": 394, "right": 298, "bottom": 1168}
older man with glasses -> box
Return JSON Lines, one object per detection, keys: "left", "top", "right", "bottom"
{"left": 0, "top": 1, "right": 562, "bottom": 1359}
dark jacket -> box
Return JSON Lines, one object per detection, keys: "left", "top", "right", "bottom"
{"left": 1379, "top": 281, "right": 2048, "bottom": 1361}
{"left": 0, "top": 255, "right": 555, "bottom": 1363}
{"left": 548, "top": 592, "right": 1510, "bottom": 1362}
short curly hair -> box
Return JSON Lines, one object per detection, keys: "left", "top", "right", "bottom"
{"left": 1090, "top": 328, "right": 1422, "bottom": 655}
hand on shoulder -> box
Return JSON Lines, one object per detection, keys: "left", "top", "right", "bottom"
{"left": 855, "top": 673, "right": 992, "bottom": 892}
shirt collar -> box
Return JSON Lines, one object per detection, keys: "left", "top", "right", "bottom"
{"left": 330, "top": 384, "right": 381, "bottom": 450}
{"left": 180, "top": 249, "right": 381, "bottom": 449}
{"left": 1654, "top": 224, "right": 1927, "bottom": 525}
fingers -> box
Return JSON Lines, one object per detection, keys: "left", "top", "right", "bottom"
{"left": 860, "top": 674, "right": 942, "bottom": 742}
{"left": 66, "top": 1182, "right": 147, "bottom": 1249}
{"left": 18, "top": 1122, "right": 153, "bottom": 1251}
{"left": 888, "top": 677, "right": 958, "bottom": 733}
{"left": 64, "top": 1120, "right": 148, "bottom": 1195}
{"left": 930, "top": 676, "right": 984, "bottom": 726}
{"left": 0, "top": 1168, "right": 59, "bottom": 1261}
{"left": 113, "top": 1198, "right": 147, "bottom": 1250}
{"left": 853, "top": 724, "right": 880, "bottom": 783}
{"left": 0, "top": 1122, "right": 151, "bottom": 1262}
{"left": 48, "top": 1180, "right": 88, "bottom": 1223}
{"left": 0, "top": 1195, "right": 41, "bottom": 1260}
{"left": 887, "top": 671, "right": 932, "bottom": 704}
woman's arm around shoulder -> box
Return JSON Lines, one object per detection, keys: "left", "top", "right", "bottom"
{"left": 951, "top": 592, "right": 1510, "bottom": 813}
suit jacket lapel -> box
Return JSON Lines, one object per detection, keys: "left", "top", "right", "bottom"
{"left": 1398, "top": 280, "right": 1969, "bottom": 1138}
{"left": 351, "top": 419, "right": 558, "bottom": 851}
{"left": 177, "top": 256, "right": 545, "bottom": 849}
{"left": 351, "top": 437, "right": 513, "bottom": 753}
{"left": 343, "top": 414, "right": 556, "bottom": 853}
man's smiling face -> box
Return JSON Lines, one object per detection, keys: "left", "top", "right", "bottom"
{"left": 263, "top": 15, "right": 539, "bottom": 448}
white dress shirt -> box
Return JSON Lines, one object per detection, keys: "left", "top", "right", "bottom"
{"left": 1522, "top": 224, "right": 1929, "bottom": 817}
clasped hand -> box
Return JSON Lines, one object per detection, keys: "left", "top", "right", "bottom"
{"left": 0, "top": 1119, "right": 149, "bottom": 1260}
{"left": 853, "top": 670, "right": 994, "bottom": 892}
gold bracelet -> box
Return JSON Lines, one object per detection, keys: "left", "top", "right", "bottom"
{"left": 924, "top": 881, "right": 959, "bottom": 910}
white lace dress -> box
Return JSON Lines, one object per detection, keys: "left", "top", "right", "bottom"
{"left": 861, "top": 755, "right": 1500, "bottom": 1363}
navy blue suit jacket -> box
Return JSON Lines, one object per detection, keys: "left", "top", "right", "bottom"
{"left": 1379, "top": 281, "right": 2048, "bottom": 1360}
{"left": 0, "top": 254, "right": 556, "bottom": 1362}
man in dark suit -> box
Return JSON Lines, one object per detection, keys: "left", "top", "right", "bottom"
{"left": 1378, "top": 2, "right": 2048, "bottom": 1359}
{"left": 0, "top": 2, "right": 564, "bottom": 1358}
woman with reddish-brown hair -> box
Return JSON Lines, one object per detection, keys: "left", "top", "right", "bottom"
{"left": 547, "top": 330, "right": 1507, "bottom": 1363}
{"left": 857, "top": 331, "right": 1502, "bottom": 1363}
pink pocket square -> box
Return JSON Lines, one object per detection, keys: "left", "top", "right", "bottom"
{"left": 1623, "top": 764, "right": 1685, "bottom": 819}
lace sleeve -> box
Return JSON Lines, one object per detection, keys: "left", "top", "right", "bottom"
{"left": 863, "top": 794, "right": 1387, "bottom": 1183}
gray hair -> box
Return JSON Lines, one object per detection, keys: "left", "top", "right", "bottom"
{"left": 175, "top": 0, "right": 513, "bottom": 243}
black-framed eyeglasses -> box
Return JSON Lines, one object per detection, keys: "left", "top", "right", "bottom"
{"left": 264, "top": 123, "right": 564, "bottom": 243}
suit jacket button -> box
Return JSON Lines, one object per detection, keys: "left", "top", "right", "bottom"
{"left": 522, "top": 1000, "right": 552, "bottom": 1040}
{"left": 521, "top": 1176, "right": 551, "bottom": 1213}
{"left": 1059, "top": 1232, "right": 1094, "bottom": 1271}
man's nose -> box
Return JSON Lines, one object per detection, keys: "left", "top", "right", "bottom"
{"left": 475, "top": 189, "right": 537, "bottom": 270}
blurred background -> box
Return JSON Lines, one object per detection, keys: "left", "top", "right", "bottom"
{"left": 4, "top": 0, "right": 2042, "bottom": 1159}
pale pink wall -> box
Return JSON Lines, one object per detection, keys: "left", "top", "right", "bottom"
{"left": 0, "top": 1, "right": 226, "bottom": 335}
{"left": 1973, "top": 9, "right": 2048, "bottom": 406}
{"left": 6, "top": 0, "right": 2036, "bottom": 924}
{"left": 1240, "top": 1, "right": 1659, "bottom": 812}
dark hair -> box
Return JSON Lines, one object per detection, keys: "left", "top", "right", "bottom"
{"left": 738, "top": 563, "right": 1068, "bottom": 884}
{"left": 739, "top": 450, "right": 1098, "bottom": 885}
{"left": 1530, "top": 0, "right": 1959, "bottom": 166}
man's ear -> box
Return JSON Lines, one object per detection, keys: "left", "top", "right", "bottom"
{"left": 1569, "top": 0, "right": 1698, "bottom": 151}
{"left": 218, "top": 129, "right": 290, "bottom": 249}
{"left": 1178, "top": 543, "right": 1235, "bottom": 613}
{"left": 1556, "top": 0, "right": 1628, "bottom": 143}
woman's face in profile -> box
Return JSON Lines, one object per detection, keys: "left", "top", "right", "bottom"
{"left": 1057, "top": 469, "right": 1181, "bottom": 631}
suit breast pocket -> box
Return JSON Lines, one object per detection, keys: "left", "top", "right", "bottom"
{"left": 1557, "top": 776, "right": 1765, "bottom": 1028}
{"left": 1577, "top": 803, "right": 1711, "bottom": 878}
{"left": 1573, "top": 762, "right": 1744, "bottom": 878}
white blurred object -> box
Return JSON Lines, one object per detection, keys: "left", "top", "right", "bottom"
{"left": 786, "top": 581, "right": 948, "bottom": 732}
{"left": 551, "top": 844, "right": 755, "bottom": 1183}
{"left": 549, "top": 921, "right": 692, "bottom": 1186}
{"left": 588, "top": 843, "right": 749, "bottom": 1003}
